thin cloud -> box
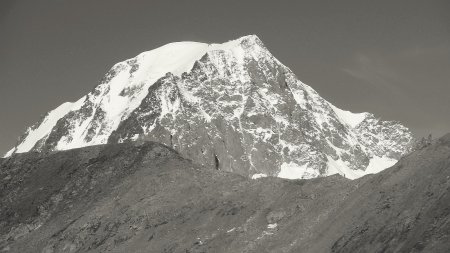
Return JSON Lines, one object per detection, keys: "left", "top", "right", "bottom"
{"left": 342, "top": 53, "right": 404, "bottom": 93}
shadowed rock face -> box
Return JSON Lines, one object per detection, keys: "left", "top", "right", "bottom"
{"left": 1, "top": 134, "right": 449, "bottom": 253}
{"left": 5, "top": 35, "right": 413, "bottom": 179}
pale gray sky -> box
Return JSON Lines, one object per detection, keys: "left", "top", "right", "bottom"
{"left": 1, "top": 0, "right": 449, "bottom": 154}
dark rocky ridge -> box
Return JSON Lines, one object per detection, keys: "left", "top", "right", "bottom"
{"left": 1, "top": 134, "right": 449, "bottom": 252}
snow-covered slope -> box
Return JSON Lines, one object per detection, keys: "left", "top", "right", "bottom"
{"left": 4, "top": 35, "right": 414, "bottom": 179}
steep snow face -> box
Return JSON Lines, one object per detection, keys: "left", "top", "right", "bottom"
{"left": 329, "top": 104, "right": 368, "bottom": 128}
{"left": 5, "top": 101, "right": 82, "bottom": 156}
{"left": 4, "top": 35, "right": 414, "bottom": 179}
{"left": 4, "top": 37, "right": 258, "bottom": 154}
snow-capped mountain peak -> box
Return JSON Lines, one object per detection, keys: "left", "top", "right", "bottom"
{"left": 6, "top": 35, "right": 265, "bottom": 154}
{"left": 4, "top": 35, "right": 414, "bottom": 179}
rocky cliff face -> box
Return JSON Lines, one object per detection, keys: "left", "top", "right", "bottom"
{"left": 4, "top": 35, "right": 414, "bottom": 179}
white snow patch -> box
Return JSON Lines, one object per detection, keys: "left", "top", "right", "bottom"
{"left": 267, "top": 223, "right": 278, "bottom": 229}
{"left": 227, "top": 227, "right": 236, "bottom": 233}
{"left": 159, "top": 91, "right": 180, "bottom": 118}
{"left": 277, "top": 162, "right": 318, "bottom": 179}
{"left": 273, "top": 115, "right": 289, "bottom": 126}
{"left": 291, "top": 87, "right": 308, "bottom": 108}
{"left": 177, "top": 84, "right": 200, "bottom": 103}
{"left": 329, "top": 104, "right": 367, "bottom": 128}
{"left": 130, "top": 134, "right": 140, "bottom": 141}
{"left": 365, "top": 156, "right": 397, "bottom": 174}
{"left": 326, "top": 155, "right": 398, "bottom": 179}
{"left": 252, "top": 127, "right": 273, "bottom": 141}
{"left": 199, "top": 108, "right": 212, "bottom": 122}
{"left": 326, "top": 156, "right": 364, "bottom": 180}
{"left": 251, "top": 173, "right": 267, "bottom": 179}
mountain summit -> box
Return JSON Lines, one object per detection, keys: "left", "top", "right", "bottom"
{"left": 4, "top": 35, "right": 414, "bottom": 179}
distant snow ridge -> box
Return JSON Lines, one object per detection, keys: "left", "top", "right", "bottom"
{"left": 4, "top": 35, "right": 414, "bottom": 179}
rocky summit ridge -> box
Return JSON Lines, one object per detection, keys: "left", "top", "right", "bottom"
{"left": 4, "top": 35, "right": 414, "bottom": 179}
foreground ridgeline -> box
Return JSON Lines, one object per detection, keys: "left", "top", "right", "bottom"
{"left": 5, "top": 35, "right": 413, "bottom": 179}
{"left": 1, "top": 134, "right": 450, "bottom": 252}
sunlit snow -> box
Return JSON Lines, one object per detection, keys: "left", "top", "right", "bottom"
{"left": 278, "top": 162, "right": 319, "bottom": 179}
{"left": 251, "top": 173, "right": 268, "bottom": 179}
{"left": 6, "top": 35, "right": 261, "bottom": 156}
{"left": 329, "top": 104, "right": 368, "bottom": 128}
{"left": 326, "top": 155, "right": 397, "bottom": 180}
{"left": 3, "top": 35, "right": 410, "bottom": 182}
